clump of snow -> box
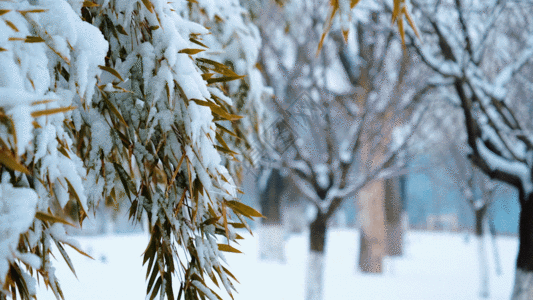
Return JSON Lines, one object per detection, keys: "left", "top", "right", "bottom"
{"left": 0, "top": 173, "right": 38, "bottom": 285}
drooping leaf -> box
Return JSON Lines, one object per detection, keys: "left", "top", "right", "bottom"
{"left": 225, "top": 200, "right": 264, "bottom": 218}
{"left": 31, "top": 106, "right": 77, "bottom": 118}
{"left": 0, "top": 149, "right": 29, "bottom": 174}
{"left": 98, "top": 65, "right": 124, "bottom": 82}
{"left": 179, "top": 48, "right": 205, "bottom": 55}
{"left": 217, "top": 244, "right": 241, "bottom": 253}
{"left": 35, "top": 211, "right": 75, "bottom": 227}
{"left": 82, "top": 0, "right": 99, "bottom": 7}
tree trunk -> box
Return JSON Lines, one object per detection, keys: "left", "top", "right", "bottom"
{"left": 511, "top": 192, "right": 533, "bottom": 299}
{"left": 358, "top": 180, "right": 386, "bottom": 273}
{"left": 475, "top": 206, "right": 489, "bottom": 298}
{"left": 385, "top": 176, "right": 403, "bottom": 257}
{"left": 306, "top": 213, "right": 327, "bottom": 300}
{"left": 258, "top": 169, "right": 286, "bottom": 261}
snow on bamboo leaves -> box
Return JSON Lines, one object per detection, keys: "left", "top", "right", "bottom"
{"left": 0, "top": 0, "right": 264, "bottom": 300}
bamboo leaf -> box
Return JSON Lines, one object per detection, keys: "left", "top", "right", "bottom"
{"left": 189, "top": 37, "right": 208, "bottom": 48}
{"left": 206, "top": 75, "right": 245, "bottom": 85}
{"left": 221, "top": 265, "right": 240, "bottom": 284}
{"left": 0, "top": 47, "right": 7, "bottom": 52}
{"left": 35, "top": 212, "right": 75, "bottom": 227}
{"left": 216, "top": 123, "right": 239, "bottom": 138}
{"left": 116, "top": 24, "right": 128, "bottom": 35}
{"left": 398, "top": 14, "right": 405, "bottom": 46}
{"left": 63, "top": 241, "right": 94, "bottom": 260}
{"left": 225, "top": 200, "right": 264, "bottom": 218}
{"left": 141, "top": 0, "right": 155, "bottom": 13}
{"left": 0, "top": 149, "right": 29, "bottom": 174}
{"left": 98, "top": 65, "right": 124, "bottom": 82}
{"left": 191, "top": 99, "right": 243, "bottom": 121}
{"left": 5, "top": 20, "right": 19, "bottom": 32}
{"left": 0, "top": 10, "right": 11, "bottom": 16}
{"left": 404, "top": 8, "right": 421, "bottom": 40}
{"left": 149, "top": 277, "right": 162, "bottom": 300}
{"left": 114, "top": 163, "right": 136, "bottom": 200}
{"left": 24, "top": 36, "right": 45, "bottom": 43}
{"left": 31, "top": 106, "right": 76, "bottom": 118}
{"left": 54, "top": 241, "right": 77, "bottom": 278}
{"left": 196, "top": 58, "right": 238, "bottom": 77}
{"left": 217, "top": 244, "right": 242, "bottom": 253}
{"left": 82, "top": 0, "right": 99, "bottom": 7}
{"left": 392, "top": 0, "right": 402, "bottom": 24}
{"left": 350, "top": 0, "right": 361, "bottom": 8}
{"left": 228, "top": 222, "right": 246, "bottom": 229}
{"left": 101, "top": 92, "right": 128, "bottom": 127}
{"left": 17, "top": 9, "right": 47, "bottom": 16}
{"left": 64, "top": 177, "right": 86, "bottom": 215}
{"left": 178, "top": 48, "right": 205, "bottom": 55}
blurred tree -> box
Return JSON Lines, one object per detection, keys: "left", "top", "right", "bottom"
{"left": 400, "top": 0, "right": 533, "bottom": 297}
{"left": 251, "top": 1, "right": 430, "bottom": 298}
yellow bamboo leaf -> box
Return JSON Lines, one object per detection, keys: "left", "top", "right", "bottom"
{"left": 206, "top": 75, "right": 245, "bottom": 85}
{"left": 5, "top": 20, "right": 18, "bottom": 32}
{"left": 392, "top": 0, "right": 402, "bottom": 24}
{"left": 82, "top": 0, "right": 99, "bottom": 7}
{"left": 31, "top": 99, "right": 56, "bottom": 106}
{"left": 317, "top": 1, "right": 338, "bottom": 55}
{"left": 0, "top": 149, "right": 29, "bottom": 174}
{"left": 101, "top": 92, "right": 128, "bottom": 127}
{"left": 141, "top": 0, "right": 154, "bottom": 13}
{"left": 63, "top": 241, "right": 94, "bottom": 260}
{"left": 189, "top": 37, "right": 208, "bottom": 48}
{"left": 202, "top": 73, "right": 214, "bottom": 80}
{"left": 350, "top": 0, "right": 361, "bottom": 8}
{"left": 64, "top": 177, "right": 86, "bottom": 217}
{"left": 98, "top": 65, "right": 124, "bottom": 82}
{"left": 35, "top": 211, "right": 75, "bottom": 227}
{"left": 17, "top": 9, "right": 47, "bottom": 16}
{"left": 31, "top": 106, "right": 76, "bottom": 118}
{"left": 0, "top": 47, "right": 7, "bottom": 52}
{"left": 225, "top": 200, "right": 264, "bottom": 218}
{"left": 178, "top": 48, "right": 205, "bottom": 55}
{"left": 398, "top": 15, "right": 405, "bottom": 46}
{"left": 342, "top": 29, "right": 349, "bottom": 43}
{"left": 196, "top": 58, "right": 238, "bottom": 76}
{"left": 0, "top": 10, "right": 11, "bottom": 16}
{"left": 26, "top": 36, "right": 45, "bottom": 43}
{"left": 404, "top": 7, "right": 421, "bottom": 40}
{"left": 116, "top": 24, "right": 128, "bottom": 35}
{"left": 217, "top": 244, "right": 242, "bottom": 254}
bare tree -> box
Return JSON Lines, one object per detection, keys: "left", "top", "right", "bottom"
{"left": 400, "top": 0, "right": 533, "bottom": 296}
{"left": 253, "top": 2, "right": 430, "bottom": 299}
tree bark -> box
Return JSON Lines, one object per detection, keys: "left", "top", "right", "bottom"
{"left": 306, "top": 212, "right": 328, "bottom": 300}
{"left": 385, "top": 176, "right": 403, "bottom": 257}
{"left": 475, "top": 206, "right": 489, "bottom": 298}
{"left": 259, "top": 169, "right": 284, "bottom": 225}
{"left": 258, "top": 169, "right": 286, "bottom": 261}
{"left": 358, "top": 180, "right": 386, "bottom": 273}
{"left": 512, "top": 192, "right": 533, "bottom": 299}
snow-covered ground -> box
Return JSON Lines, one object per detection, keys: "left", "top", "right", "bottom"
{"left": 36, "top": 229, "right": 518, "bottom": 300}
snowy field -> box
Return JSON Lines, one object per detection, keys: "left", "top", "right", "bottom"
{"left": 36, "top": 230, "right": 518, "bottom": 300}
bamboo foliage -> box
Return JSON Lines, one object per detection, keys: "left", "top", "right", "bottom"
{"left": 0, "top": 1, "right": 264, "bottom": 300}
